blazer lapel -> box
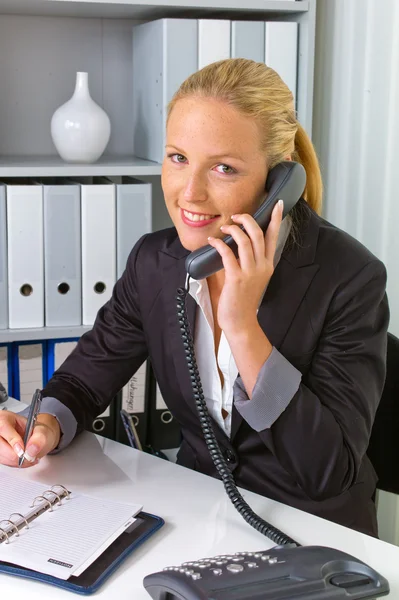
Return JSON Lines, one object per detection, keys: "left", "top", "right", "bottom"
{"left": 230, "top": 202, "right": 321, "bottom": 441}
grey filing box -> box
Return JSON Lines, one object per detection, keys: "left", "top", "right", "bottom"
{"left": 231, "top": 21, "right": 265, "bottom": 62}
{"left": 132, "top": 18, "right": 198, "bottom": 164}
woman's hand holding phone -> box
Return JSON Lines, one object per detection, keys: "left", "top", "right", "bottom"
{"left": 207, "top": 199, "right": 284, "bottom": 337}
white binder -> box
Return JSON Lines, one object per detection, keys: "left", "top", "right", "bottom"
{"left": 5, "top": 180, "right": 44, "bottom": 329}
{"left": 265, "top": 22, "right": 298, "bottom": 102}
{"left": 198, "top": 19, "right": 231, "bottom": 69}
{"left": 42, "top": 180, "right": 82, "bottom": 327}
{"left": 132, "top": 18, "right": 198, "bottom": 164}
{"left": 231, "top": 21, "right": 265, "bottom": 62}
{"left": 54, "top": 340, "right": 78, "bottom": 371}
{"left": 78, "top": 177, "right": 116, "bottom": 326}
{"left": 46, "top": 339, "right": 78, "bottom": 379}
{"left": 112, "top": 176, "right": 152, "bottom": 278}
{"left": 0, "top": 185, "right": 8, "bottom": 329}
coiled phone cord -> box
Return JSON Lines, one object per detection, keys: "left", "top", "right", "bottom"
{"left": 176, "top": 285, "right": 299, "bottom": 547}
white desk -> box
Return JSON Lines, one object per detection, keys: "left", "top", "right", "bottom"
{"left": 1, "top": 419, "right": 399, "bottom": 598}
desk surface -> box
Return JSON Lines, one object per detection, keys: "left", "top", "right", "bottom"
{"left": 1, "top": 399, "right": 399, "bottom": 599}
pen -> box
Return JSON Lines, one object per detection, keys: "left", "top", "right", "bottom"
{"left": 119, "top": 409, "right": 169, "bottom": 461}
{"left": 19, "top": 389, "right": 42, "bottom": 468}
{"left": 120, "top": 409, "right": 143, "bottom": 451}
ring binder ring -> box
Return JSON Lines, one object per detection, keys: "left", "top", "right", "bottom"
{"left": 31, "top": 496, "right": 53, "bottom": 511}
{"left": 51, "top": 484, "right": 71, "bottom": 500}
{"left": 9, "top": 513, "right": 29, "bottom": 529}
{"left": 0, "top": 520, "right": 18, "bottom": 537}
{"left": 0, "top": 528, "right": 10, "bottom": 544}
{"left": 43, "top": 489, "right": 62, "bottom": 505}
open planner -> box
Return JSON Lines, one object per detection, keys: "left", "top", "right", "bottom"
{"left": 0, "top": 472, "right": 164, "bottom": 594}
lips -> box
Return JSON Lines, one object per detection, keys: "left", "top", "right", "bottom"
{"left": 180, "top": 208, "right": 219, "bottom": 228}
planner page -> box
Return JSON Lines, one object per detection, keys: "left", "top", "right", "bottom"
{"left": 0, "top": 472, "right": 142, "bottom": 579}
{"left": 0, "top": 472, "right": 52, "bottom": 522}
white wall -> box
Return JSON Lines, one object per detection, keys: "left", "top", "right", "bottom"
{"left": 312, "top": 0, "right": 399, "bottom": 544}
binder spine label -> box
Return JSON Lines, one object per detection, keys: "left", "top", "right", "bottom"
{"left": 122, "top": 363, "right": 146, "bottom": 413}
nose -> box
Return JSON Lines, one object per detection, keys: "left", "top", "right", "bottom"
{"left": 182, "top": 170, "right": 208, "bottom": 204}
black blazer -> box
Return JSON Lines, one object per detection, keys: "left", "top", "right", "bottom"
{"left": 43, "top": 200, "right": 389, "bottom": 537}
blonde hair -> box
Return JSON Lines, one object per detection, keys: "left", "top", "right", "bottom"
{"left": 167, "top": 58, "right": 322, "bottom": 214}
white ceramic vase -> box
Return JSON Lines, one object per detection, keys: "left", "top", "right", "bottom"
{"left": 51, "top": 72, "right": 111, "bottom": 163}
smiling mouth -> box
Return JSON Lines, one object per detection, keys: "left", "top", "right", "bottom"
{"left": 182, "top": 209, "right": 218, "bottom": 222}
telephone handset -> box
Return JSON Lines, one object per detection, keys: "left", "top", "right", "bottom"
{"left": 185, "top": 160, "right": 306, "bottom": 280}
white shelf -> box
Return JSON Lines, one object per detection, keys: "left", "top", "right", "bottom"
{"left": 0, "top": 0, "right": 308, "bottom": 19}
{"left": 0, "top": 155, "right": 162, "bottom": 177}
{"left": 0, "top": 325, "right": 92, "bottom": 343}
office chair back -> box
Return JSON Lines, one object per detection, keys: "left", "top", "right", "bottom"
{"left": 367, "top": 332, "right": 399, "bottom": 495}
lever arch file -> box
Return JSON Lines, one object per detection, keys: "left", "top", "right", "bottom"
{"left": 265, "top": 21, "right": 298, "bottom": 103}
{"left": 41, "top": 179, "right": 82, "bottom": 327}
{"left": 0, "top": 471, "right": 164, "bottom": 594}
{"left": 4, "top": 179, "right": 44, "bottom": 328}
{"left": 132, "top": 18, "right": 198, "bottom": 163}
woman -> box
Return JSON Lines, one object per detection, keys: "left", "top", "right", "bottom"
{"left": 0, "top": 59, "right": 389, "bottom": 537}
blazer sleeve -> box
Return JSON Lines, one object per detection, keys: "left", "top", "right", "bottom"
{"left": 41, "top": 235, "right": 150, "bottom": 435}
{"left": 236, "top": 259, "right": 389, "bottom": 501}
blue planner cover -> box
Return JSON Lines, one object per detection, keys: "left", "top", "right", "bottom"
{"left": 0, "top": 511, "right": 164, "bottom": 595}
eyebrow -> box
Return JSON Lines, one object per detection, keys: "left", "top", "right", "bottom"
{"left": 165, "top": 145, "right": 246, "bottom": 162}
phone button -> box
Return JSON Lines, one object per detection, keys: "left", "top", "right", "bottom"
{"left": 227, "top": 564, "right": 244, "bottom": 573}
{"left": 330, "top": 574, "right": 372, "bottom": 589}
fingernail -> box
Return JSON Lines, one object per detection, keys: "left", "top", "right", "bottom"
{"left": 25, "top": 444, "right": 39, "bottom": 460}
{"left": 23, "top": 451, "right": 37, "bottom": 463}
{"left": 278, "top": 199, "right": 284, "bottom": 210}
{"left": 208, "top": 236, "right": 214, "bottom": 241}
{"left": 14, "top": 443, "right": 24, "bottom": 458}
{"left": 231, "top": 214, "right": 237, "bottom": 219}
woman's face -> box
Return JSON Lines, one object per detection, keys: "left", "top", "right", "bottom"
{"left": 162, "top": 97, "right": 268, "bottom": 251}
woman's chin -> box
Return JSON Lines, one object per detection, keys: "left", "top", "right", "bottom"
{"left": 178, "top": 231, "right": 212, "bottom": 252}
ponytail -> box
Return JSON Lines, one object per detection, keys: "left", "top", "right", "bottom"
{"left": 293, "top": 123, "right": 323, "bottom": 215}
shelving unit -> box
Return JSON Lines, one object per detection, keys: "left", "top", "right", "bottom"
{"left": 0, "top": 0, "right": 309, "bottom": 19}
{"left": 0, "top": 155, "right": 162, "bottom": 178}
{"left": 0, "top": 325, "right": 91, "bottom": 343}
{"left": 0, "top": 0, "right": 316, "bottom": 344}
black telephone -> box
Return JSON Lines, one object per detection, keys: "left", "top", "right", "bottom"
{"left": 143, "top": 545, "right": 390, "bottom": 600}
{"left": 142, "top": 162, "right": 390, "bottom": 599}
{"left": 185, "top": 160, "right": 306, "bottom": 280}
